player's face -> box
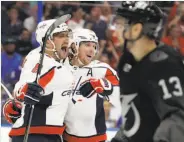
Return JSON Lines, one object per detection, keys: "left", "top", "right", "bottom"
{"left": 122, "top": 18, "right": 143, "bottom": 49}
{"left": 124, "top": 23, "right": 142, "bottom": 39}
{"left": 78, "top": 41, "right": 97, "bottom": 65}
{"left": 52, "top": 31, "right": 70, "bottom": 59}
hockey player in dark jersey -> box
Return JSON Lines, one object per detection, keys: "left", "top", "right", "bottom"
{"left": 111, "top": 2, "right": 184, "bottom": 142}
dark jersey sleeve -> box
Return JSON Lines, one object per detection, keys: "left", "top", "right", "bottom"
{"left": 143, "top": 50, "right": 184, "bottom": 120}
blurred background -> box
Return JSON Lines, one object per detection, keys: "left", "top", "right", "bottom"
{"left": 1, "top": 1, "right": 184, "bottom": 128}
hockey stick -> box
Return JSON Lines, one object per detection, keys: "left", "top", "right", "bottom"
{"left": 1, "top": 82, "right": 14, "bottom": 100}
{"left": 23, "top": 14, "right": 71, "bottom": 142}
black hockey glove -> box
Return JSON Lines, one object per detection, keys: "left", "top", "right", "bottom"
{"left": 17, "top": 82, "right": 44, "bottom": 105}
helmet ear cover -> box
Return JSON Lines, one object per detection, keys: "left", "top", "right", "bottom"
{"left": 68, "top": 42, "right": 78, "bottom": 62}
{"left": 71, "top": 43, "right": 78, "bottom": 55}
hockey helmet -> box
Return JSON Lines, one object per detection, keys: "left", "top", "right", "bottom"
{"left": 116, "top": 1, "right": 166, "bottom": 40}
{"left": 35, "top": 19, "right": 71, "bottom": 46}
{"left": 69, "top": 28, "right": 99, "bottom": 56}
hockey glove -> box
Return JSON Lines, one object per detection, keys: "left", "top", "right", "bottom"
{"left": 16, "top": 82, "right": 44, "bottom": 105}
{"left": 79, "top": 78, "right": 113, "bottom": 98}
{"left": 3, "top": 99, "right": 22, "bottom": 124}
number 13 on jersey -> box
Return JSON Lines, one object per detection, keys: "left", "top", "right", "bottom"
{"left": 158, "top": 76, "right": 183, "bottom": 100}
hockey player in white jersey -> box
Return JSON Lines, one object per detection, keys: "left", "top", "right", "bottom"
{"left": 62, "top": 28, "right": 121, "bottom": 142}
{"left": 3, "top": 19, "right": 74, "bottom": 142}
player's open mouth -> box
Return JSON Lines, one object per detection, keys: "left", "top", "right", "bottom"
{"left": 87, "top": 55, "right": 92, "bottom": 60}
{"left": 60, "top": 46, "right": 68, "bottom": 58}
{"left": 61, "top": 46, "right": 67, "bottom": 52}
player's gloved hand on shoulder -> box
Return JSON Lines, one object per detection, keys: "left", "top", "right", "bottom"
{"left": 3, "top": 99, "right": 22, "bottom": 124}
{"left": 79, "top": 78, "right": 113, "bottom": 98}
{"left": 16, "top": 82, "right": 44, "bottom": 105}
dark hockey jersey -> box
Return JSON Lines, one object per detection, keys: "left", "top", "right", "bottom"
{"left": 116, "top": 44, "right": 184, "bottom": 142}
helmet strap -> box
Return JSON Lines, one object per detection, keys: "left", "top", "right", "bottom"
{"left": 69, "top": 51, "right": 85, "bottom": 67}
{"left": 45, "top": 37, "right": 60, "bottom": 60}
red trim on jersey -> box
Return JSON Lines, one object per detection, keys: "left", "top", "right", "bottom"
{"left": 9, "top": 125, "right": 65, "bottom": 136}
{"left": 21, "top": 58, "right": 27, "bottom": 68}
{"left": 38, "top": 67, "right": 55, "bottom": 88}
{"left": 32, "top": 63, "right": 39, "bottom": 73}
{"left": 3, "top": 100, "right": 22, "bottom": 124}
{"left": 105, "top": 69, "right": 119, "bottom": 86}
{"left": 17, "top": 84, "right": 28, "bottom": 101}
{"left": 16, "top": 67, "right": 55, "bottom": 101}
{"left": 63, "top": 132, "right": 107, "bottom": 142}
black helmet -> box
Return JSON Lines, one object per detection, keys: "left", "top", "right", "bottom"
{"left": 116, "top": 1, "right": 166, "bottom": 40}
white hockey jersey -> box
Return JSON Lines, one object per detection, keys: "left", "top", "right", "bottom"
{"left": 62, "top": 58, "right": 121, "bottom": 142}
{"left": 9, "top": 47, "right": 74, "bottom": 136}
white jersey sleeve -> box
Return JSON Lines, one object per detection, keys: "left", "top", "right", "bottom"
{"left": 95, "top": 61, "right": 122, "bottom": 121}
{"left": 14, "top": 48, "right": 41, "bottom": 96}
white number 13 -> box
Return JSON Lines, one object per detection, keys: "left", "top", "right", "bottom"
{"left": 158, "top": 76, "right": 183, "bottom": 99}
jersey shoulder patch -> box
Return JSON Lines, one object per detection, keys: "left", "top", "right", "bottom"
{"left": 149, "top": 50, "right": 169, "bottom": 62}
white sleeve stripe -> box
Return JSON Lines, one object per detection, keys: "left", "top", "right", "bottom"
{"left": 25, "top": 95, "right": 39, "bottom": 102}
